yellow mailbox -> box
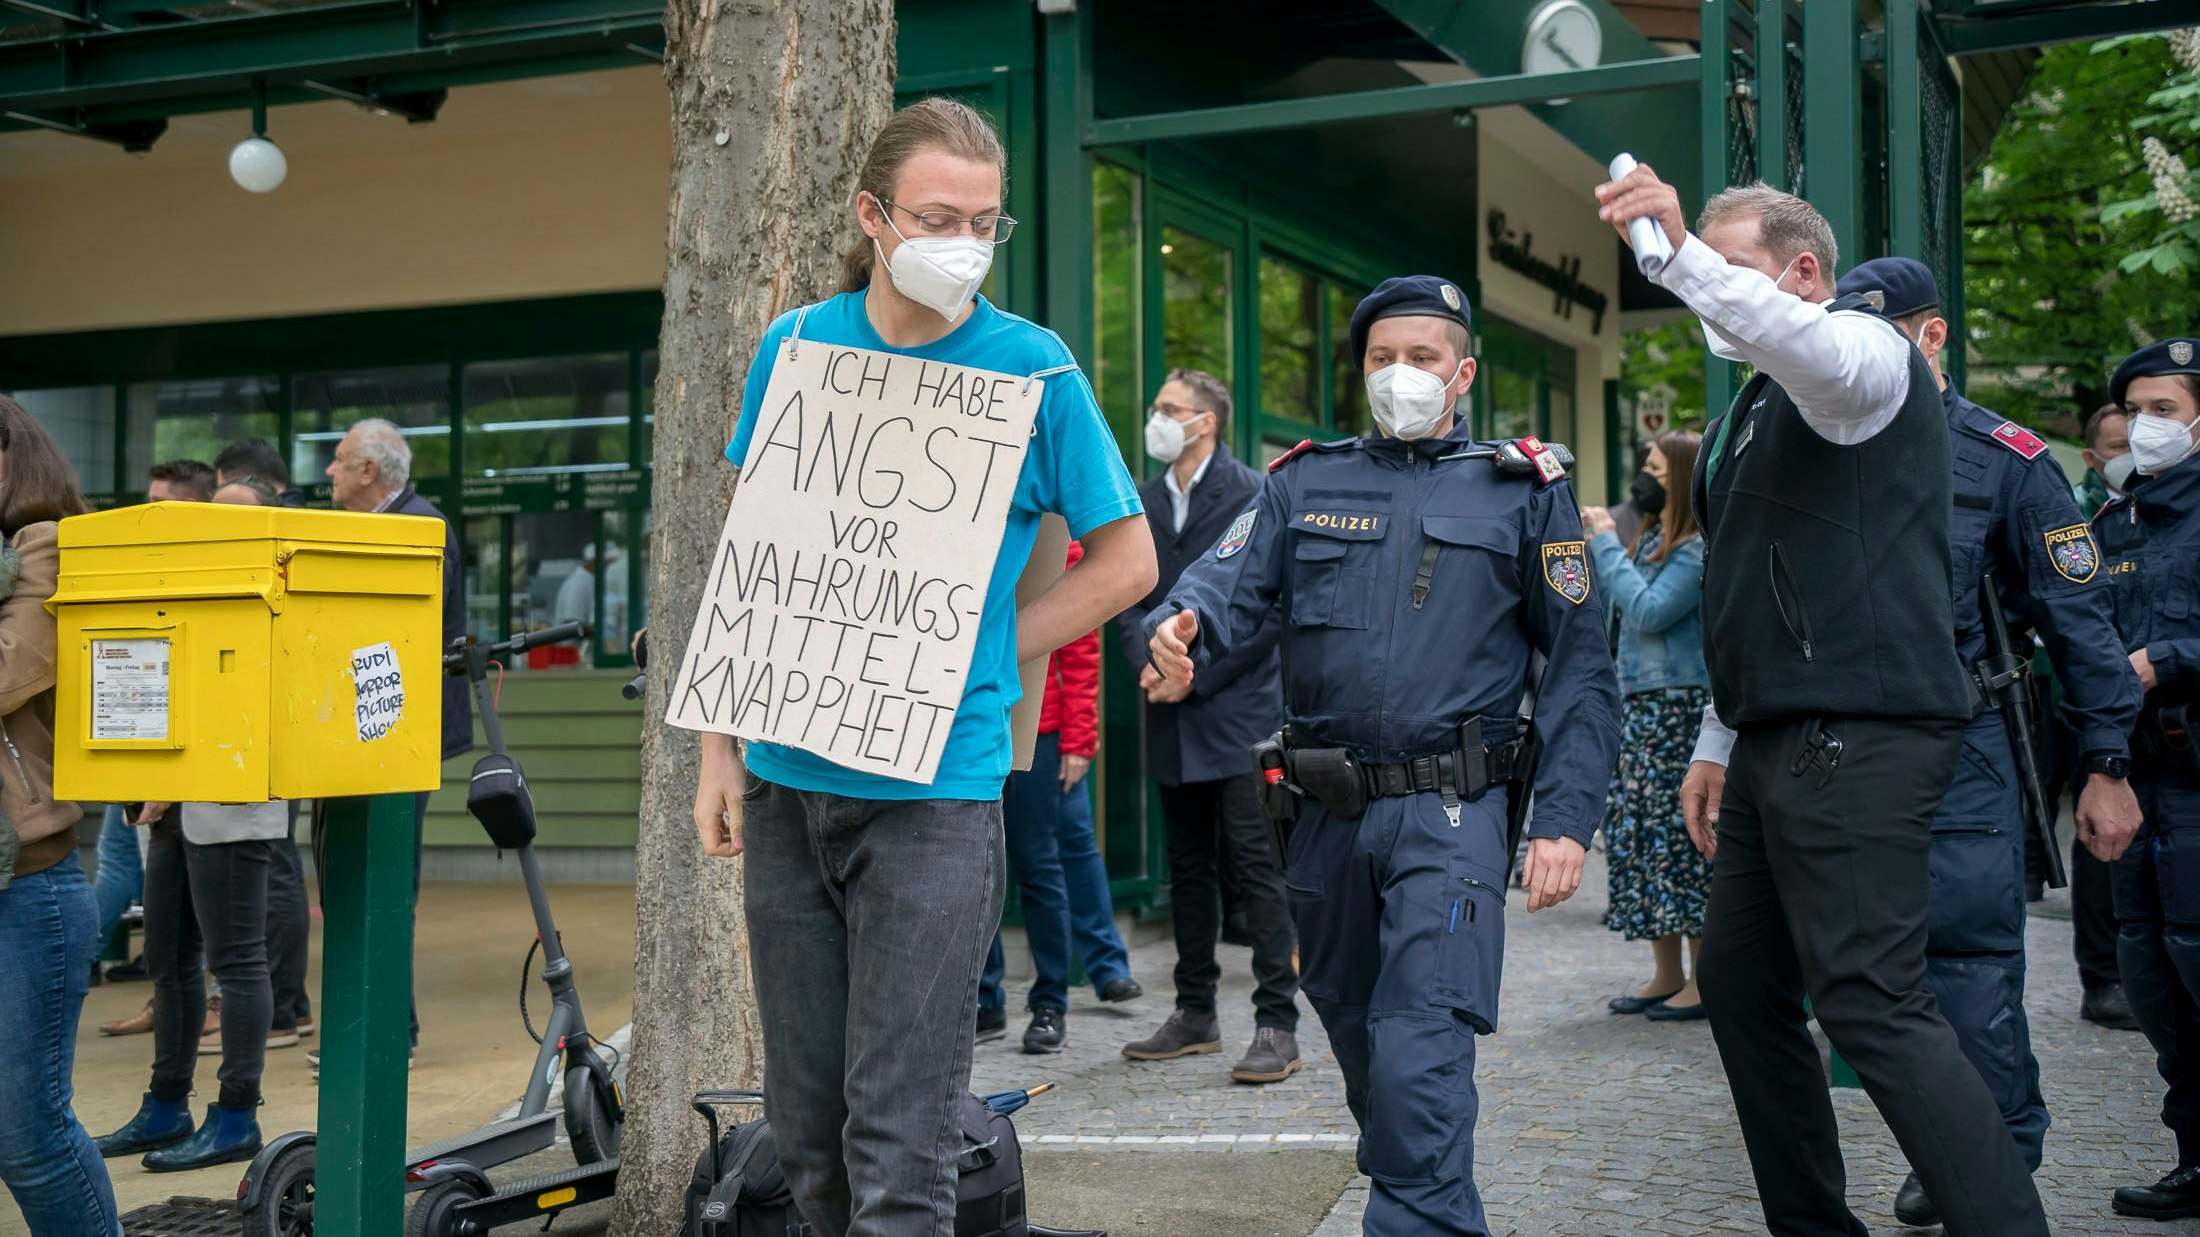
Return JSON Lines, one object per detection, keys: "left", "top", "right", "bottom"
{"left": 48, "top": 502, "right": 446, "bottom": 803}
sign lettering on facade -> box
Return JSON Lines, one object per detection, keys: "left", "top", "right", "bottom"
{"left": 666, "top": 342, "right": 1039, "bottom": 783}
{"left": 1486, "top": 209, "right": 1609, "bottom": 334}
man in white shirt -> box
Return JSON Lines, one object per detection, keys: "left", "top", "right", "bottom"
{"left": 1595, "top": 168, "right": 2049, "bottom": 1237}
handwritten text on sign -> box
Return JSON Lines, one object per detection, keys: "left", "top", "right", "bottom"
{"left": 666, "top": 342, "right": 1042, "bottom": 782}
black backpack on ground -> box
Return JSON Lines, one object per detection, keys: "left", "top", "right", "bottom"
{"left": 680, "top": 1090, "right": 1031, "bottom": 1237}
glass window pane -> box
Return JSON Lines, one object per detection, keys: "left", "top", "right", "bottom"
{"left": 9, "top": 386, "right": 115, "bottom": 499}
{"left": 1258, "top": 256, "right": 1318, "bottom": 425}
{"left": 125, "top": 378, "right": 279, "bottom": 487}
{"left": 463, "top": 354, "right": 630, "bottom": 479}
{"left": 1488, "top": 365, "right": 1539, "bottom": 443}
{"left": 598, "top": 508, "right": 634, "bottom": 664}
{"left": 1162, "top": 226, "right": 1232, "bottom": 384}
{"left": 640, "top": 350, "right": 659, "bottom": 464}
{"left": 1092, "top": 164, "right": 1143, "bottom": 436}
{"left": 463, "top": 514, "right": 503, "bottom": 645}
{"left": 292, "top": 365, "right": 452, "bottom": 488}
{"left": 1328, "top": 285, "right": 1371, "bottom": 437}
{"left": 1548, "top": 385, "right": 1576, "bottom": 446}
{"left": 511, "top": 510, "right": 598, "bottom": 669}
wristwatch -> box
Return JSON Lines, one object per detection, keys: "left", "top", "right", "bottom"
{"left": 2087, "top": 754, "right": 2132, "bottom": 779}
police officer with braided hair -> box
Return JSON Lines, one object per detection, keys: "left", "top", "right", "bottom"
{"left": 1837, "top": 257, "right": 2144, "bottom": 1228}
{"left": 2095, "top": 338, "right": 2200, "bottom": 1221}
{"left": 1146, "top": 276, "right": 1621, "bottom": 1236}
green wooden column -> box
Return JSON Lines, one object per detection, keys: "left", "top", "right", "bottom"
{"left": 1698, "top": 0, "right": 1739, "bottom": 408}
{"left": 315, "top": 792, "right": 418, "bottom": 1236}
{"left": 1803, "top": 0, "right": 1864, "bottom": 266}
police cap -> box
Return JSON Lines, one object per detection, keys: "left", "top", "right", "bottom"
{"left": 1836, "top": 257, "right": 1941, "bottom": 319}
{"left": 1349, "top": 276, "right": 1472, "bottom": 366}
{"left": 2110, "top": 339, "right": 2200, "bottom": 408}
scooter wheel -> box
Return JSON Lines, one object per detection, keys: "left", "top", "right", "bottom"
{"left": 405, "top": 1177, "right": 487, "bottom": 1237}
{"left": 564, "top": 1062, "right": 623, "bottom": 1165}
{"left": 239, "top": 1142, "right": 316, "bottom": 1237}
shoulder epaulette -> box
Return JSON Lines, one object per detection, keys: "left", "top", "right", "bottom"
{"left": 1267, "top": 437, "right": 1359, "bottom": 471}
{"left": 1986, "top": 419, "right": 2048, "bottom": 460}
{"left": 1268, "top": 439, "right": 1314, "bottom": 471}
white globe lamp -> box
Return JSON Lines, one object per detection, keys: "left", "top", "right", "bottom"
{"left": 229, "top": 136, "right": 287, "bottom": 194}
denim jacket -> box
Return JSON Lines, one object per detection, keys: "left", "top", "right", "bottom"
{"left": 1590, "top": 528, "right": 1708, "bottom": 695}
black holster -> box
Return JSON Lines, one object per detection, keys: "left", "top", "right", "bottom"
{"left": 1287, "top": 747, "right": 1369, "bottom": 822}
{"left": 2140, "top": 704, "right": 2200, "bottom": 783}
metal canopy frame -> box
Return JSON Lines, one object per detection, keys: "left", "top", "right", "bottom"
{"left": 0, "top": 0, "right": 659, "bottom": 146}
{"left": 1086, "top": 54, "right": 1700, "bottom": 148}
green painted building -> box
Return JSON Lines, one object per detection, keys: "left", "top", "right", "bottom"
{"left": 1, "top": 0, "right": 2188, "bottom": 893}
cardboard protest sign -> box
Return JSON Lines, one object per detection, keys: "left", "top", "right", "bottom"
{"left": 1009, "top": 514, "right": 1070, "bottom": 772}
{"left": 667, "top": 340, "right": 1042, "bottom": 783}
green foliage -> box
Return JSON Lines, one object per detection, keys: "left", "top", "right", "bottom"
{"left": 1963, "top": 35, "right": 2200, "bottom": 431}
{"left": 1618, "top": 318, "right": 1708, "bottom": 432}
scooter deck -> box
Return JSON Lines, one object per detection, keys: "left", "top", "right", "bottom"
{"left": 451, "top": 1158, "right": 618, "bottom": 1230}
{"left": 406, "top": 1111, "right": 559, "bottom": 1174}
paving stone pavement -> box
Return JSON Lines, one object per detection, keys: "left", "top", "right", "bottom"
{"left": 973, "top": 850, "right": 2187, "bottom": 1235}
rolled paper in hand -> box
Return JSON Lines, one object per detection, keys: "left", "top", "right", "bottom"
{"left": 1608, "top": 153, "right": 1674, "bottom": 278}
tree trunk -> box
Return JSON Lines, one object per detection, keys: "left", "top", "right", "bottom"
{"left": 611, "top": 3, "right": 893, "bottom": 1229}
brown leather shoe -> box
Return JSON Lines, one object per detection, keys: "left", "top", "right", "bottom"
{"left": 99, "top": 1000, "right": 154, "bottom": 1037}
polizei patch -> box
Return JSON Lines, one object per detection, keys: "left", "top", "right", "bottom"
{"left": 2045, "top": 523, "right": 2099, "bottom": 583}
{"left": 1217, "top": 509, "right": 1257, "bottom": 559}
{"left": 1541, "top": 541, "right": 1590, "bottom": 605}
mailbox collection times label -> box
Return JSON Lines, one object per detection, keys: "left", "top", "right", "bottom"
{"left": 90, "top": 638, "right": 170, "bottom": 741}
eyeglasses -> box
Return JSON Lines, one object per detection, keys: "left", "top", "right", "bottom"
{"left": 876, "top": 195, "right": 1017, "bottom": 245}
{"left": 1148, "top": 402, "right": 1209, "bottom": 420}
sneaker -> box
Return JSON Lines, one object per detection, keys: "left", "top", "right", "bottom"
{"left": 105, "top": 954, "right": 148, "bottom": 981}
{"left": 1229, "top": 1027, "right": 1302, "bottom": 1084}
{"left": 1023, "top": 1007, "right": 1066, "bottom": 1054}
{"left": 266, "top": 1025, "right": 302, "bottom": 1050}
{"left": 294, "top": 1015, "right": 317, "bottom": 1038}
{"left": 1122, "top": 1009, "right": 1222, "bottom": 1061}
{"left": 307, "top": 1045, "right": 412, "bottom": 1080}
{"left": 1096, "top": 977, "right": 1144, "bottom": 1003}
{"left": 100, "top": 999, "right": 154, "bottom": 1037}
{"left": 975, "top": 1007, "right": 1008, "bottom": 1045}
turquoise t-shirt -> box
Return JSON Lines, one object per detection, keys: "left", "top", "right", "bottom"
{"left": 723, "top": 291, "right": 1143, "bottom": 800}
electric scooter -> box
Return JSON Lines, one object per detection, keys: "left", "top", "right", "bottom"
{"left": 237, "top": 621, "right": 623, "bottom": 1236}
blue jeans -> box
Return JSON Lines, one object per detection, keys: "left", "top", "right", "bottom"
{"left": 0, "top": 853, "right": 122, "bottom": 1237}
{"left": 92, "top": 805, "right": 141, "bottom": 948}
{"left": 981, "top": 734, "right": 1132, "bottom": 1012}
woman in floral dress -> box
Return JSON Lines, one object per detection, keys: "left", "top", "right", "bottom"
{"left": 1582, "top": 430, "right": 1711, "bottom": 1020}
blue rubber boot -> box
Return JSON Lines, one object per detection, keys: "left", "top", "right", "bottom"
{"left": 142, "top": 1104, "right": 261, "bottom": 1172}
{"left": 93, "top": 1092, "right": 193, "bottom": 1158}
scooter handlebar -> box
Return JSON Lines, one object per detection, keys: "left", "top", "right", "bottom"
{"left": 443, "top": 621, "right": 592, "bottom": 672}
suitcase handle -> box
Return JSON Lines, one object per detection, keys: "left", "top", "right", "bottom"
{"left": 691, "top": 1090, "right": 766, "bottom": 1179}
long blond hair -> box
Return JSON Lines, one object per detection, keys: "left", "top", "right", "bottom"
{"left": 840, "top": 98, "right": 1007, "bottom": 294}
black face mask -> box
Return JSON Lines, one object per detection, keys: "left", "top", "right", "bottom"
{"left": 1630, "top": 471, "right": 1667, "bottom": 515}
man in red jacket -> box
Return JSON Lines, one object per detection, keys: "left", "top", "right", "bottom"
{"left": 978, "top": 541, "right": 1145, "bottom": 1052}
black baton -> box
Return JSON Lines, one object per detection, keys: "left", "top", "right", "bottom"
{"left": 1978, "top": 573, "right": 2068, "bottom": 889}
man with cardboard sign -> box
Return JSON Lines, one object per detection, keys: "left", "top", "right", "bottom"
{"left": 670, "top": 99, "right": 1155, "bottom": 1237}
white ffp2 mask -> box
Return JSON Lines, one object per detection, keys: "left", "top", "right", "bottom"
{"left": 875, "top": 210, "right": 993, "bottom": 321}
{"left": 1366, "top": 361, "right": 1463, "bottom": 441}
{"left": 2129, "top": 413, "right": 2200, "bottom": 477}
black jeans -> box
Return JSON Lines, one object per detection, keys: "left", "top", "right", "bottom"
{"left": 2073, "top": 837, "right": 2121, "bottom": 991}
{"left": 145, "top": 817, "right": 272, "bottom": 1112}
{"left": 266, "top": 802, "right": 311, "bottom": 1028}
{"left": 744, "top": 779, "right": 1004, "bottom": 1237}
{"left": 1699, "top": 716, "right": 2047, "bottom": 1237}
{"left": 1157, "top": 775, "right": 1298, "bottom": 1031}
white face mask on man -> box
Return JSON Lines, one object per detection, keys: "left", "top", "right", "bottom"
{"left": 1365, "top": 361, "right": 1464, "bottom": 441}
{"left": 1698, "top": 255, "right": 1800, "bottom": 362}
{"left": 1144, "top": 410, "right": 1204, "bottom": 463}
{"left": 872, "top": 198, "right": 994, "bottom": 321}
{"left": 2102, "top": 452, "right": 2139, "bottom": 493}
{"left": 2128, "top": 413, "right": 2200, "bottom": 477}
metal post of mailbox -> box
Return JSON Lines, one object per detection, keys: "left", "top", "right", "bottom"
{"left": 314, "top": 792, "right": 418, "bottom": 1235}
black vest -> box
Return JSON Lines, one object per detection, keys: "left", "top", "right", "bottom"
{"left": 1692, "top": 309, "right": 1971, "bottom": 726}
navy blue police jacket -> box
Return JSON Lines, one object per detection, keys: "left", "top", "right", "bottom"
{"left": 2094, "top": 450, "right": 2200, "bottom": 722}
{"left": 1114, "top": 446, "right": 1285, "bottom": 787}
{"left": 389, "top": 485, "right": 474, "bottom": 761}
{"left": 1945, "top": 385, "right": 2139, "bottom": 761}
{"left": 1145, "top": 420, "right": 1622, "bottom": 848}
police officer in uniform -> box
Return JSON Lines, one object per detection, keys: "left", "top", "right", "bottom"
{"left": 1595, "top": 168, "right": 2050, "bottom": 1237}
{"left": 1838, "top": 258, "right": 2144, "bottom": 1227}
{"left": 2095, "top": 338, "right": 2200, "bottom": 1221}
{"left": 1146, "top": 277, "right": 1621, "bottom": 1236}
